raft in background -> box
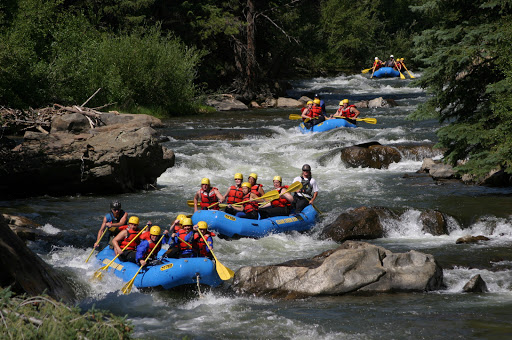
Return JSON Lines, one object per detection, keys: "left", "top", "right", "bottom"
{"left": 95, "top": 247, "right": 222, "bottom": 289}
{"left": 192, "top": 204, "right": 318, "bottom": 238}
{"left": 372, "top": 67, "right": 400, "bottom": 78}
{"left": 299, "top": 118, "right": 356, "bottom": 134}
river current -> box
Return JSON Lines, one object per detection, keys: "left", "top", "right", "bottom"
{"left": 2, "top": 73, "right": 512, "bottom": 339}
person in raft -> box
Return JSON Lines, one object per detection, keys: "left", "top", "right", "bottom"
{"left": 372, "top": 57, "right": 383, "bottom": 71}
{"left": 95, "top": 200, "right": 128, "bottom": 248}
{"left": 193, "top": 221, "right": 215, "bottom": 260}
{"left": 112, "top": 215, "right": 142, "bottom": 262}
{"left": 223, "top": 173, "right": 244, "bottom": 215}
{"left": 135, "top": 225, "right": 163, "bottom": 266}
{"left": 384, "top": 54, "right": 395, "bottom": 68}
{"left": 292, "top": 164, "right": 319, "bottom": 213}
{"left": 228, "top": 182, "right": 260, "bottom": 220}
{"left": 193, "top": 177, "right": 224, "bottom": 212}
{"left": 314, "top": 93, "right": 327, "bottom": 116}
{"left": 163, "top": 218, "right": 196, "bottom": 258}
{"left": 329, "top": 99, "right": 360, "bottom": 125}
{"left": 301, "top": 98, "right": 325, "bottom": 129}
{"left": 259, "top": 176, "right": 294, "bottom": 218}
{"left": 248, "top": 172, "right": 265, "bottom": 197}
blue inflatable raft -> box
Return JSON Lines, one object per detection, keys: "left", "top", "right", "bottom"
{"left": 191, "top": 204, "right": 318, "bottom": 238}
{"left": 95, "top": 247, "right": 222, "bottom": 289}
{"left": 299, "top": 118, "right": 356, "bottom": 134}
{"left": 372, "top": 67, "right": 400, "bottom": 78}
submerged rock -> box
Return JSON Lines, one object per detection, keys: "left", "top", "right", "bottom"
{"left": 455, "top": 235, "right": 490, "bottom": 244}
{"left": 232, "top": 241, "right": 443, "bottom": 299}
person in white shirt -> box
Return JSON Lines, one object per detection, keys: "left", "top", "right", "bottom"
{"left": 292, "top": 164, "right": 318, "bottom": 213}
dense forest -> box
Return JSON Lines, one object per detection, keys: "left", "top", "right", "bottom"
{"left": 1, "top": 0, "right": 512, "bottom": 179}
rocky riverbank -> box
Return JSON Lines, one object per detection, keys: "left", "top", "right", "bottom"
{"left": 0, "top": 108, "right": 174, "bottom": 198}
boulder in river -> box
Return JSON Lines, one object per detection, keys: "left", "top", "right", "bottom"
{"left": 340, "top": 142, "right": 401, "bottom": 169}
{"left": 462, "top": 274, "right": 488, "bottom": 293}
{"left": 0, "top": 214, "right": 76, "bottom": 303}
{"left": 232, "top": 241, "right": 443, "bottom": 299}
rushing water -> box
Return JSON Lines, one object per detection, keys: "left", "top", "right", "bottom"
{"left": 2, "top": 73, "right": 512, "bottom": 339}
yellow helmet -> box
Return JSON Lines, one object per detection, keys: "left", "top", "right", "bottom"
{"left": 241, "top": 182, "right": 251, "bottom": 188}
{"left": 313, "top": 98, "right": 321, "bottom": 105}
{"left": 249, "top": 173, "right": 258, "bottom": 180}
{"left": 273, "top": 175, "right": 282, "bottom": 182}
{"left": 182, "top": 218, "right": 193, "bottom": 226}
{"left": 128, "top": 216, "right": 139, "bottom": 225}
{"left": 176, "top": 214, "right": 186, "bottom": 223}
{"left": 307, "top": 100, "right": 313, "bottom": 105}
{"left": 234, "top": 173, "right": 243, "bottom": 180}
{"left": 201, "top": 178, "right": 210, "bottom": 185}
{"left": 197, "top": 221, "right": 208, "bottom": 230}
{"left": 150, "top": 226, "right": 161, "bottom": 236}
{"left": 342, "top": 99, "right": 349, "bottom": 104}
{"left": 400, "top": 58, "right": 404, "bottom": 61}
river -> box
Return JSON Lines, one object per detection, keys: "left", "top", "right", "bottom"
{"left": 2, "top": 73, "right": 512, "bottom": 339}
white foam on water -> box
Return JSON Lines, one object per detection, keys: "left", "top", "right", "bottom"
{"left": 40, "top": 223, "right": 61, "bottom": 235}
{"left": 443, "top": 267, "right": 512, "bottom": 294}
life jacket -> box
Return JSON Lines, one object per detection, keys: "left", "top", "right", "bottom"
{"left": 341, "top": 105, "right": 357, "bottom": 118}
{"left": 120, "top": 228, "right": 141, "bottom": 251}
{"left": 310, "top": 105, "right": 322, "bottom": 118}
{"left": 105, "top": 210, "right": 125, "bottom": 223}
{"left": 142, "top": 239, "right": 162, "bottom": 260}
{"left": 176, "top": 229, "right": 194, "bottom": 252}
{"left": 194, "top": 231, "right": 216, "bottom": 257}
{"left": 373, "top": 61, "right": 382, "bottom": 70}
{"left": 251, "top": 184, "right": 263, "bottom": 197}
{"left": 140, "top": 230, "right": 151, "bottom": 241}
{"left": 395, "top": 62, "right": 402, "bottom": 71}
{"left": 271, "top": 186, "right": 291, "bottom": 208}
{"left": 298, "top": 176, "right": 313, "bottom": 199}
{"left": 242, "top": 192, "right": 258, "bottom": 214}
{"left": 200, "top": 187, "right": 220, "bottom": 210}
{"left": 226, "top": 185, "right": 244, "bottom": 204}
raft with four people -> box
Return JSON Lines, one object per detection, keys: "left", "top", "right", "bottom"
{"left": 371, "top": 66, "right": 400, "bottom": 78}
{"left": 298, "top": 118, "right": 357, "bottom": 133}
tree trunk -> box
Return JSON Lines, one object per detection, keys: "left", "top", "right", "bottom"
{"left": 245, "top": 0, "right": 256, "bottom": 93}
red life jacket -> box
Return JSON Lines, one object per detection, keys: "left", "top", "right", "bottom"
{"left": 310, "top": 105, "right": 322, "bottom": 118}
{"left": 242, "top": 192, "right": 258, "bottom": 213}
{"left": 143, "top": 239, "right": 162, "bottom": 260}
{"left": 120, "top": 228, "right": 141, "bottom": 251}
{"left": 251, "top": 184, "right": 262, "bottom": 197}
{"left": 177, "top": 229, "right": 194, "bottom": 251}
{"left": 140, "top": 231, "right": 150, "bottom": 241}
{"left": 194, "top": 231, "right": 216, "bottom": 257}
{"left": 341, "top": 105, "right": 357, "bottom": 118}
{"left": 271, "top": 186, "right": 291, "bottom": 208}
{"left": 226, "top": 185, "right": 244, "bottom": 204}
{"left": 200, "top": 187, "right": 220, "bottom": 210}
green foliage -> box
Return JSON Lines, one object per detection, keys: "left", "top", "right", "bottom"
{"left": 0, "top": 287, "right": 133, "bottom": 339}
{"left": 410, "top": 0, "right": 512, "bottom": 179}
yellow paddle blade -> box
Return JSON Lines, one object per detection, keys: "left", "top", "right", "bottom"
{"left": 91, "top": 269, "right": 104, "bottom": 281}
{"left": 361, "top": 68, "right": 372, "bottom": 74}
{"left": 357, "top": 118, "right": 377, "bottom": 124}
{"left": 121, "top": 278, "right": 136, "bottom": 294}
{"left": 399, "top": 71, "right": 405, "bottom": 79}
{"left": 283, "top": 181, "right": 302, "bottom": 195}
{"left": 216, "top": 261, "right": 235, "bottom": 281}
{"left": 289, "top": 114, "right": 302, "bottom": 120}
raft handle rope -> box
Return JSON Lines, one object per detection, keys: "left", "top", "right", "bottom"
{"left": 196, "top": 273, "right": 204, "bottom": 299}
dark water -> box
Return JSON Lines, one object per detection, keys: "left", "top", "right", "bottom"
{"left": 1, "top": 73, "right": 511, "bottom": 339}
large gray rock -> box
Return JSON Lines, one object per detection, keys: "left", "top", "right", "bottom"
{"left": 232, "top": 241, "right": 443, "bottom": 298}
{"left": 420, "top": 210, "right": 449, "bottom": 235}
{"left": 0, "top": 125, "right": 174, "bottom": 198}
{"left": 206, "top": 94, "right": 248, "bottom": 111}
{"left": 419, "top": 158, "right": 456, "bottom": 179}
{"left": 0, "top": 215, "right": 76, "bottom": 303}
{"left": 463, "top": 274, "right": 488, "bottom": 293}
{"left": 340, "top": 142, "right": 401, "bottom": 169}
{"left": 276, "top": 97, "right": 303, "bottom": 108}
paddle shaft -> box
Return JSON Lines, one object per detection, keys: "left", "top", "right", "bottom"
{"left": 197, "top": 229, "right": 234, "bottom": 280}
{"left": 86, "top": 227, "right": 108, "bottom": 263}
{"left": 401, "top": 62, "right": 415, "bottom": 78}
{"left": 393, "top": 61, "right": 406, "bottom": 79}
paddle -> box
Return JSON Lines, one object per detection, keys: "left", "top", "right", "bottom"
{"left": 187, "top": 200, "right": 268, "bottom": 208}
{"left": 281, "top": 181, "right": 302, "bottom": 195}
{"left": 197, "top": 229, "right": 234, "bottom": 281}
{"left": 91, "top": 225, "right": 148, "bottom": 281}
{"left": 393, "top": 61, "right": 406, "bottom": 79}
{"left": 311, "top": 203, "right": 323, "bottom": 215}
{"left": 334, "top": 117, "right": 377, "bottom": 124}
{"left": 370, "top": 64, "right": 377, "bottom": 79}
{"left": 232, "top": 189, "right": 279, "bottom": 207}
{"left": 85, "top": 227, "right": 108, "bottom": 263}
{"left": 121, "top": 234, "right": 164, "bottom": 294}
{"left": 401, "top": 61, "right": 415, "bottom": 79}
{"left": 361, "top": 68, "right": 372, "bottom": 74}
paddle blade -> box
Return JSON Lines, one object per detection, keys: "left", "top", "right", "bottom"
{"left": 85, "top": 248, "right": 95, "bottom": 263}
{"left": 361, "top": 68, "right": 371, "bottom": 74}
{"left": 289, "top": 114, "right": 302, "bottom": 120}
{"left": 358, "top": 118, "right": 377, "bottom": 124}
{"left": 121, "top": 278, "right": 136, "bottom": 294}
{"left": 216, "top": 261, "right": 235, "bottom": 281}
{"left": 400, "top": 72, "right": 405, "bottom": 79}
{"left": 283, "top": 181, "right": 302, "bottom": 195}
{"left": 91, "top": 269, "right": 104, "bottom": 281}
